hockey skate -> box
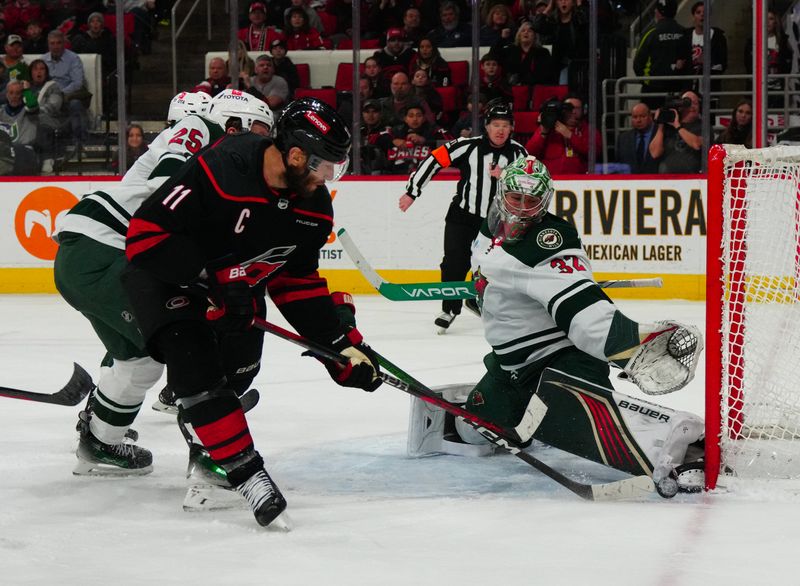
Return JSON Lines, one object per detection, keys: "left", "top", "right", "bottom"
{"left": 183, "top": 444, "right": 248, "bottom": 512}
{"left": 236, "top": 469, "right": 292, "bottom": 531}
{"left": 74, "top": 411, "right": 153, "bottom": 476}
{"left": 152, "top": 386, "right": 260, "bottom": 415}
{"left": 434, "top": 311, "right": 458, "bottom": 334}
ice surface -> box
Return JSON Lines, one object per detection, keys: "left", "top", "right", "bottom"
{"left": 1, "top": 295, "right": 799, "bottom": 585}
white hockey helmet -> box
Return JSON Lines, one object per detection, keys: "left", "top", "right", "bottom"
{"left": 167, "top": 91, "right": 211, "bottom": 124}
{"left": 206, "top": 89, "right": 274, "bottom": 133}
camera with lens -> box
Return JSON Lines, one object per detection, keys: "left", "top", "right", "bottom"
{"left": 655, "top": 96, "right": 692, "bottom": 125}
{"left": 540, "top": 98, "right": 573, "bottom": 131}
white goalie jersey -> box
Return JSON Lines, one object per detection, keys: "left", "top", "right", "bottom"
{"left": 471, "top": 214, "right": 619, "bottom": 373}
{"left": 55, "top": 115, "right": 224, "bottom": 249}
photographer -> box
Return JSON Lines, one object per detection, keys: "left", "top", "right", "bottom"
{"left": 525, "top": 94, "right": 600, "bottom": 174}
{"left": 649, "top": 90, "right": 703, "bottom": 174}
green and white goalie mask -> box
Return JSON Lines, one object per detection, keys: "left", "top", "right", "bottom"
{"left": 488, "top": 155, "right": 554, "bottom": 243}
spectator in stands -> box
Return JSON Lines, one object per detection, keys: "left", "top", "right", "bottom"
{"left": 372, "top": 102, "right": 452, "bottom": 175}
{"left": 193, "top": 57, "right": 232, "bottom": 97}
{"left": 269, "top": 38, "right": 299, "bottom": 96}
{"left": 411, "top": 68, "right": 441, "bottom": 124}
{"left": 44, "top": 30, "right": 90, "bottom": 145}
{"left": 680, "top": 1, "right": 727, "bottom": 95}
{"left": 363, "top": 56, "right": 390, "bottom": 99}
{"left": 71, "top": 12, "right": 116, "bottom": 80}
{"left": 510, "top": 0, "right": 548, "bottom": 26}
{"left": 338, "top": 75, "right": 374, "bottom": 127}
{"left": 745, "top": 9, "right": 793, "bottom": 108}
{"left": 227, "top": 39, "right": 257, "bottom": 91}
{"left": 450, "top": 92, "right": 487, "bottom": 138}
{"left": 372, "top": 0, "right": 412, "bottom": 30}
{"left": 374, "top": 28, "right": 415, "bottom": 83}
{"left": 111, "top": 123, "right": 148, "bottom": 174}
{"left": 615, "top": 102, "right": 659, "bottom": 174}
{"left": 23, "top": 58, "right": 64, "bottom": 172}
{"left": 495, "top": 20, "right": 555, "bottom": 86}
{"left": 284, "top": 6, "right": 324, "bottom": 51}
{"left": 407, "top": 37, "right": 450, "bottom": 87}
{"left": 0, "top": 80, "right": 39, "bottom": 174}
{"left": 23, "top": 20, "right": 47, "bottom": 54}
{"left": 531, "top": 0, "right": 589, "bottom": 87}
{"left": 119, "top": 0, "right": 157, "bottom": 55}
{"left": 525, "top": 94, "right": 601, "bottom": 174}
{"left": 2, "top": 34, "right": 29, "bottom": 86}
{"left": 479, "top": 53, "right": 512, "bottom": 105}
{"left": 244, "top": 54, "right": 289, "bottom": 111}
{"left": 633, "top": 0, "right": 687, "bottom": 108}
{"left": 480, "top": 3, "right": 515, "bottom": 47}
{"left": 284, "top": 0, "right": 325, "bottom": 37}
{"left": 401, "top": 7, "right": 425, "bottom": 49}
{"left": 427, "top": 1, "right": 471, "bottom": 48}
{"left": 377, "top": 71, "right": 433, "bottom": 128}
{"left": 239, "top": 1, "right": 283, "bottom": 52}
{"left": 360, "top": 98, "right": 389, "bottom": 174}
{"left": 715, "top": 98, "right": 752, "bottom": 149}
{"left": 4, "top": 1, "right": 44, "bottom": 38}
{"left": 649, "top": 89, "right": 703, "bottom": 174}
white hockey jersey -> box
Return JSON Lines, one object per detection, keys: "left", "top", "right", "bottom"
{"left": 55, "top": 115, "right": 224, "bottom": 249}
{"left": 470, "top": 214, "right": 620, "bottom": 372}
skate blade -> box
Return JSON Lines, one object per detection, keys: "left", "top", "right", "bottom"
{"left": 436, "top": 326, "right": 448, "bottom": 335}
{"left": 151, "top": 400, "right": 178, "bottom": 415}
{"left": 183, "top": 484, "right": 247, "bottom": 512}
{"left": 73, "top": 457, "right": 153, "bottom": 477}
{"left": 266, "top": 510, "right": 294, "bottom": 532}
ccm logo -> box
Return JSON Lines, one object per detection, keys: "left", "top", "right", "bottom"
{"left": 304, "top": 112, "right": 329, "bottom": 133}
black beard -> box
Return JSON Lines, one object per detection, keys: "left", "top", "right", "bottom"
{"left": 285, "top": 162, "right": 315, "bottom": 198}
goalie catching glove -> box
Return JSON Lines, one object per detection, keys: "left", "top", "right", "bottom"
{"left": 204, "top": 261, "right": 258, "bottom": 332}
{"left": 622, "top": 320, "right": 703, "bottom": 395}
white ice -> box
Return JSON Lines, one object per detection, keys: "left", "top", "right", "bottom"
{"left": 1, "top": 295, "right": 799, "bottom": 586}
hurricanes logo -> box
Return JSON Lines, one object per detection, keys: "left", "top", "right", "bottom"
{"left": 536, "top": 228, "right": 562, "bottom": 250}
{"left": 15, "top": 186, "right": 79, "bottom": 260}
{"left": 303, "top": 112, "right": 329, "bottom": 133}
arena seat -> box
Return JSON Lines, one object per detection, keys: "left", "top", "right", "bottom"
{"left": 296, "top": 63, "right": 311, "bottom": 88}
{"left": 511, "top": 85, "right": 530, "bottom": 112}
{"left": 513, "top": 111, "right": 539, "bottom": 144}
{"left": 531, "top": 85, "right": 569, "bottom": 111}
{"left": 448, "top": 61, "right": 468, "bottom": 87}
{"left": 337, "top": 38, "right": 380, "bottom": 50}
{"left": 293, "top": 87, "right": 338, "bottom": 107}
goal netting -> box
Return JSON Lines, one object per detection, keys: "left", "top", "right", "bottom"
{"left": 706, "top": 144, "right": 800, "bottom": 489}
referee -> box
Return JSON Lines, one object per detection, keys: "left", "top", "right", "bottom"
{"left": 398, "top": 99, "right": 527, "bottom": 333}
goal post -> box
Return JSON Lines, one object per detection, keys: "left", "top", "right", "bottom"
{"left": 706, "top": 144, "right": 800, "bottom": 489}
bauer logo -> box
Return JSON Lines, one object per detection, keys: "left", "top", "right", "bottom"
{"left": 536, "top": 228, "right": 562, "bottom": 250}
{"left": 15, "top": 186, "right": 79, "bottom": 260}
{"left": 304, "top": 112, "right": 329, "bottom": 134}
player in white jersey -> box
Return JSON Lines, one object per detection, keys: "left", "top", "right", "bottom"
{"left": 408, "top": 155, "right": 706, "bottom": 497}
{"left": 53, "top": 91, "right": 273, "bottom": 476}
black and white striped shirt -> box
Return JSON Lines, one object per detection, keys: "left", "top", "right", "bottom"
{"left": 405, "top": 135, "right": 528, "bottom": 217}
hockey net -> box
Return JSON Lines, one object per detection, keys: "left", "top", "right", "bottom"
{"left": 706, "top": 144, "right": 800, "bottom": 489}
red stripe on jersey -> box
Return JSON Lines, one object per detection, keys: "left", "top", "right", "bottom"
{"left": 294, "top": 207, "right": 333, "bottom": 223}
{"left": 268, "top": 272, "right": 331, "bottom": 304}
{"left": 270, "top": 284, "right": 330, "bottom": 305}
{"left": 126, "top": 218, "right": 171, "bottom": 260}
{"left": 198, "top": 155, "right": 270, "bottom": 203}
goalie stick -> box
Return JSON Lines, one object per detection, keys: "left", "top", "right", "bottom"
{"left": 337, "top": 228, "right": 663, "bottom": 300}
{"left": 0, "top": 363, "right": 94, "bottom": 406}
{"left": 251, "top": 317, "right": 654, "bottom": 501}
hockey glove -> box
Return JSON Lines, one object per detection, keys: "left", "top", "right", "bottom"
{"left": 324, "top": 327, "right": 382, "bottom": 392}
{"left": 331, "top": 291, "right": 357, "bottom": 329}
{"left": 205, "top": 263, "right": 257, "bottom": 332}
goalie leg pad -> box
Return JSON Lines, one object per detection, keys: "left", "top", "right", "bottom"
{"left": 407, "top": 384, "right": 494, "bottom": 457}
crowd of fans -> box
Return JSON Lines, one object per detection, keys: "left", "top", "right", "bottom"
{"left": 0, "top": 0, "right": 779, "bottom": 176}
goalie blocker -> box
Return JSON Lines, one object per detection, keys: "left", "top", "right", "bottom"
{"left": 409, "top": 368, "right": 705, "bottom": 496}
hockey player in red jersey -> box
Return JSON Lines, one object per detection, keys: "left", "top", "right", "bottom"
{"left": 122, "top": 98, "right": 381, "bottom": 529}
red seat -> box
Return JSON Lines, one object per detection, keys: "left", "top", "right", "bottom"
{"left": 335, "top": 62, "right": 366, "bottom": 91}
{"left": 103, "top": 13, "right": 135, "bottom": 48}
{"left": 448, "top": 61, "right": 468, "bottom": 87}
{"left": 317, "top": 11, "right": 338, "bottom": 38}
{"left": 435, "top": 86, "right": 459, "bottom": 114}
{"left": 337, "top": 38, "right": 380, "bottom": 50}
{"left": 531, "top": 84, "right": 569, "bottom": 110}
{"left": 293, "top": 87, "right": 338, "bottom": 108}
{"left": 511, "top": 85, "right": 530, "bottom": 111}
{"left": 513, "top": 111, "right": 539, "bottom": 143}
{"left": 295, "top": 63, "right": 311, "bottom": 88}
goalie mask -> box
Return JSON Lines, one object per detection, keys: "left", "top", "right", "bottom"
{"left": 206, "top": 89, "right": 274, "bottom": 134}
{"left": 167, "top": 91, "right": 211, "bottom": 124}
{"left": 488, "top": 155, "right": 554, "bottom": 243}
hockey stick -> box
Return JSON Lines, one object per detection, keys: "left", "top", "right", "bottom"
{"left": 338, "top": 228, "right": 663, "bottom": 300}
{"left": 0, "top": 363, "right": 94, "bottom": 406}
{"left": 252, "top": 317, "right": 654, "bottom": 501}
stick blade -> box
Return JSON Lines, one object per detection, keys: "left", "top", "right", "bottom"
{"left": 590, "top": 475, "right": 655, "bottom": 501}
{"left": 53, "top": 363, "right": 94, "bottom": 406}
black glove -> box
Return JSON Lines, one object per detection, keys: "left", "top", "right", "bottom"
{"left": 324, "top": 327, "right": 382, "bottom": 392}
{"left": 205, "top": 263, "right": 257, "bottom": 332}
